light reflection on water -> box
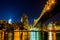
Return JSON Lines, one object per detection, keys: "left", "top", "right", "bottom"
{"left": 0, "top": 30, "right": 60, "bottom": 40}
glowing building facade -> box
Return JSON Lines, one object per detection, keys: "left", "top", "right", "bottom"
{"left": 21, "top": 14, "right": 29, "bottom": 29}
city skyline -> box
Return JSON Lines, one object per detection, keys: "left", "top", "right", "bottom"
{"left": 0, "top": 0, "right": 47, "bottom": 22}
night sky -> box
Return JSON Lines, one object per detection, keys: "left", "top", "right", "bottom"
{"left": 44, "top": 13, "right": 60, "bottom": 24}
{"left": 0, "top": 0, "right": 47, "bottom": 22}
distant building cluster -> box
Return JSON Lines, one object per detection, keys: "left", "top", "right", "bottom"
{"left": 0, "top": 14, "right": 60, "bottom": 40}
{"left": 0, "top": 14, "right": 29, "bottom": 30}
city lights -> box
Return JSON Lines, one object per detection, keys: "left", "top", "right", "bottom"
{"left": 33, "top": 0, "right": 56, "bottom": 27}
{"left": 14, "top": 30, "right": 20, "bottom": 40}
{"left": 0, "top": 0, "right": 59, "bottom": 40}
{"left": 8, "top": 19, "right": 12, "bottom": 24}
{"left": 30, "top": 27, "right": 40, "bottom": 40}
{"left": 8, "top": 32, "right": 13, "bottom": 40}
{"left": 50, "top": 0, "right": 55, "bottom": 4}
{"left": 48, "top": 32, "right": 52, "bottom": 40}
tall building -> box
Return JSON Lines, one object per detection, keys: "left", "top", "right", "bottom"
{"left": 21, "top": 13, "right": 29, "bottom": 30}
{"left": 8, "top": 19, "right": 12, "bottom": 24}
{"left": 21, "top": 14, "right": 30, "bottom": 40}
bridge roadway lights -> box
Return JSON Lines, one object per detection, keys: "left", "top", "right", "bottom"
{"left": 33, "top": 0, "right": 56, "bottom": 27}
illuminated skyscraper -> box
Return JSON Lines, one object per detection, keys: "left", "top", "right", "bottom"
{"left": 8, "top": 19, "right": 12, "bottom": 24}
{"left": 21, "top": 14, "right": 29, "bottom": 29}
{"left": 21, "top": 14, "right": 29, "bottom": 40}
